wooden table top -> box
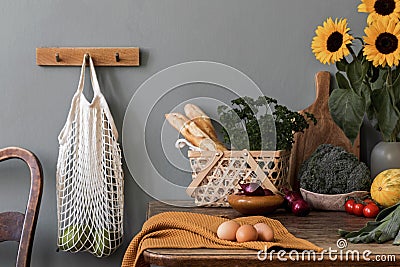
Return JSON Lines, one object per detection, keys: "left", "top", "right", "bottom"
{"left": 143, "top": 201, "right": 400, "bottom": 266}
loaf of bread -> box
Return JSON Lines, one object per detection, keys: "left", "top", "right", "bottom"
{"left": 184, "top": 104, "right": 218, "bottom": 141}
{"left": 165, "top": 113, "right": 226, "bottom": 151}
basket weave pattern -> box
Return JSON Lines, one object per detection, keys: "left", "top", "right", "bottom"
{"left": 188, "top": 150, "right": 291, "bottom": 207}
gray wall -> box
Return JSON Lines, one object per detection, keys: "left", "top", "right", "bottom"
{"left": 0, "top": 1, "right": 367, "bottom": 266}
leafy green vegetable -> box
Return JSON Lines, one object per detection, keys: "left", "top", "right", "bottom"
{"left": 217, "top": 96, "right": 316, "bottom": 151}
{"left": 299, "top": 144, "right": 371, "bottom": 194}
{"left": 339, "top": 203, "right": 400, "bottom": 245}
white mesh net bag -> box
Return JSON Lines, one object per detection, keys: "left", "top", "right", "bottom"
{"left": 56, "top": 56, "right": 124, "bottom": 257}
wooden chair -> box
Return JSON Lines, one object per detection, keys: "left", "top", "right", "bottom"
{"left": 0, "top": 147, "right": 43, "bottom": 267}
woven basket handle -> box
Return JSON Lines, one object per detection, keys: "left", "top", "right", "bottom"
{"left": 186, "top": 151, "right": 224, "bottom": 197}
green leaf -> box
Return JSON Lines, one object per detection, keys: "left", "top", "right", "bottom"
{"left": 329, "top": 89, "right": 366, "bottom": 144}
{"left": 377, "top": 212, "right": 400, "bottom": 243}
{"left": 376, "top": 203, "right": 400, "bottom": 221}
{"left": 371, "top": 88, "right": 400, "bottom": 141}
{"left": 361, "top": 84, "right": 375, "bottom": 122}
{"left": 394, "top": 229, "right": 400, "bottom": 245}
{"left": 347, "top": 59, "right": 369, "bottom": 95}
{"left": 338, "top": 229, "right": 350, "bottom": 237}
{"left": 339, "top": 221, "right": 382, "bottom": 239}
{"left": 370, "top": 66, "right": 380, "bottom": 83}
{"left": 370, "top": 68, "right": 387, "bottom": 91}
{"left": 392, "top": 70, "right": 400, "bottom": 103}
{"left": 392, "top": 66, "right": 400, "bottom": 79}
{"left": 382, "top": 70, "right": 388, "bottom": 84}
{"left": 336, "top": 58, "right": 348, "bottom": 72}
{"left": 357, "top": 49, "right": 364, "bottom": 61}
{"left": 335, "top": 72, "right": 351, "bottom": 90}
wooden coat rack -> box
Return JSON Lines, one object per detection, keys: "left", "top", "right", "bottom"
{"left": 36, "top": 47, "right": 139, "bottom": 66}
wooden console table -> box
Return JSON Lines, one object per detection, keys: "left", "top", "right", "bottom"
{"left": 142, "top": 201, "right": 399, "bottom": 267}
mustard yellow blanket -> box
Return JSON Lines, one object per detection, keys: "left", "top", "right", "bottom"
{"left": 122, "top": 211, "right": 322, "bottom": 267}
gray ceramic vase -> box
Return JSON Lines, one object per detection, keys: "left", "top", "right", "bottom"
{"left": 370, "top": 142, "right": 400, "bottom": 179}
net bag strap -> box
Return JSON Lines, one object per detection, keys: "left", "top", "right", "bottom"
{"left": 77, "top": 56, "right": 101, "bottom": 96}
{"left": 58, "top": 55, "right": 119, "bottom": 143}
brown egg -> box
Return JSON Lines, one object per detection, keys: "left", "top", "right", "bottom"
{"left": 254, "top": 223, "right": 274, "bottom": 241}
{"left": 235, "top": 224, "right": 258, "bottom": 243}
{"left": 217, "top": 220, "right": 240, "bottom": 241}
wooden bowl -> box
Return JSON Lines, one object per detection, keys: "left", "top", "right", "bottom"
{"left": 300, "top": 188, "right": 370, "bottom": 211}
{"left": 227, "top": 194, "right": 284, "bottom": 215}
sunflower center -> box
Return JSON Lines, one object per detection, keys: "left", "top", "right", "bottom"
{"left": 375, "top": 32, "right": 398, "bottom": 54}
{"left": 374, "top": 0, "right": 396, "bottom": 16}
{"left": 327, "top": 31, "right": 343, "bottom": 52}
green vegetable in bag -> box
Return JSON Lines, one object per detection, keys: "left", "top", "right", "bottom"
{"left": 59, "top": 225, "right": 89, "bottom": 251}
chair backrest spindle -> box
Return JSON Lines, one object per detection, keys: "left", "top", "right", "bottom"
{"left": 0, "top": 147, "right": 43, "bottom": 267}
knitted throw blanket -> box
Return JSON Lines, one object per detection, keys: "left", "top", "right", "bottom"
{"left": 121, "top": 211, "right": 323, "bottom": 267}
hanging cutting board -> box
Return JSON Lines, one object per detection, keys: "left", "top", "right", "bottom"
{"left": 288, "top": 71, "right": 360, "bottom": 190}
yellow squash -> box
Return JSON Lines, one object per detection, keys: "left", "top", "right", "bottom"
{"left": 371, "top": 169, "right": 400, "bottom": 208}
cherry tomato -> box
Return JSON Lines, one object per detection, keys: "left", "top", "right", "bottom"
{"left": 345, "top": 199, "right": 355, "bottom": 214}
{"left": 363, "top": 203, "right": 380, "bottom": 218}
{"left": 353, "top": 203, "right": 365, "bottom": 216}
{"left": 364, "top": 198, "right": 374, "bottom": 204}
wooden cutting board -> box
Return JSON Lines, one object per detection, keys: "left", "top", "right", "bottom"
{"left": 288, "top": 71, "right": 360, "bottom": 190}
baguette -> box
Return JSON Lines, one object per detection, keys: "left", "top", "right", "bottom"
{"left": 165, "top": 113, "right": 226, "bottom": 151}
{"left": 184, "top": 104, "right": 218, "bottom": 141}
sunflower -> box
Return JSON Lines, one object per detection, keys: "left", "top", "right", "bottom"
{"left": 359, "top": 0, "right": 400, "bottom": 24}
{"left": 311, "top": 18, "right": 353, "bottom": 65}
{"left": 363, "top": 17, "right": 400, "bottom": 67}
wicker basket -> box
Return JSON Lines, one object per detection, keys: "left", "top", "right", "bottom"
{"left": 186, "top": 149, "right": 291, "bottom": 207}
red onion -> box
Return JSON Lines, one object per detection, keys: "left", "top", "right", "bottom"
{"left": 291, "top": 199, "right": 310, "bottom": 216}
{"left": 239, "top": 183, "right": 265, "bottom": 196}
{"left": 282, "top": 188, "right": 310, "bottom": 216}
{"left": 284, "top": 191, "right": 300, "bottom": 204}
{"left": 283, "top": 191, "right": 302, "bottom": 209}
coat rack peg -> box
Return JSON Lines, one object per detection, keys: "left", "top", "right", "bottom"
{"left": 36, "top": 47, "right": 139, "bottom": 66}
{"left": 85, "top": 53, "right": 90, "bottom": 64}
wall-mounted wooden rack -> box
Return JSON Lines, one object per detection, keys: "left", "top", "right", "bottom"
{"left": 36, "top": 47, "right": 139, "bottom": 66}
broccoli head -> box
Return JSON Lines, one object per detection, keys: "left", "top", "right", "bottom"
{"left": 299, "top": 144, "right": 371, "bottom": 194}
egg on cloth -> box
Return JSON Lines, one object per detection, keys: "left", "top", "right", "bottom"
{"left": 216, "top": 220, "right": 240, "bottom": 241}
{"left": 235, "top": 224, "right": 258, "bottom": 243}
{"left": 254, "top": 222, "right": 274, "bottom": 241}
